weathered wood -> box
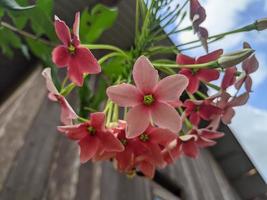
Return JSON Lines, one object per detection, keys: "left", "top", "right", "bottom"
{"left": 100, "top": 162, "right": 152, "bottom": 200}
{"left": 0, "top": 67, "right": 46, "bottom": 191}
{"left": 0, "top": 97, "right": 60, "bottom": 200}
{"left": 43, "top": 137, "right": 80, "bottom": 200}
{"left": 163, "top": 150, "right": 241, "bottom": 200}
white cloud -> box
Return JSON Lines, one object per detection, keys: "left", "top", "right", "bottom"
{"left": 230, "top": 105, "right": 267, "bottom": 182}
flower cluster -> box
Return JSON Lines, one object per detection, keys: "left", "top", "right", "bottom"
{"left": 42, "top": 7, "right": 259, "bottom": 178}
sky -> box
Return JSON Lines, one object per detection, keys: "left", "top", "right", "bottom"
{"left": 166, "top": 0, "right": 267, "bottom": 182}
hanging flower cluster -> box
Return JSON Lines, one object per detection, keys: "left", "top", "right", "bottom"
{"left": 42, "top": 0, "right": 263, "bottom": 178}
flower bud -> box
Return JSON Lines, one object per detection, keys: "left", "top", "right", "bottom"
{"left": 255, "top": 18, "right": 267, "bottom": 31}
{"left": 218, "top": 48, "right": 254, "bottom": 68}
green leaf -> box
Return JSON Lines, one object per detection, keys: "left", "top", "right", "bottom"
{"left": 90, "top": 77, "right": 108, "bottom": 110}
{"left": 0, "top": 0, "right": 34, "bottom": 11}
{"left": 79, "top": 76, "right": 92, "bottom": 118}
{"left": 0, "top": 28, "right": 21, "bottom": 57}
{"left": 80, "top": 4, "right": 118, "bottom": 43}
{"left": 102, "top": 56, "right": 127, "bottom": 78}
{"left": 26, "top": 38, "right": 53, "bottom": 64}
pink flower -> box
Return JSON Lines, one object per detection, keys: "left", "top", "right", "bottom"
{"left": 113, "top": 121, "right": 177, "bottom": 172}
{"left": 214, "top": 92, "right": 249, "bottom": 124}
{"left": 177, "top": 49, "right": 222, "bottom": 93}
{"left": 191, "top": 128, "right": 224, "bottom": 148}
{"left": 235, "top": 44, "right": 259, "bottom": 92}
{"left": 107, "top": 56, "right": 188, "bottom": 138}
{"left": 184, "top": 99, "right": 221, "bottom": 126}
{"left": 135, "top": 155, "right": 156, "bottom": 178}
{"left": 221, "top": 66, "right": 237, "bottom": 90}
{"left": 42, "top": 68, "right": 78, "bottom": 125}
{"left": 58, "top": 112, "right": 124, "bottom": 163}
{"left": 52, "top": 12, "right": 101, "bottom": 86}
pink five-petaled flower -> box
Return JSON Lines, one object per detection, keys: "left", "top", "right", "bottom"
{"left": 107, "top": 56, "right": 188, "bottom": 138}
{"left": 177, "top": 49, "right": 222, "bottom": 93}
{"left": 183, "top": 99, "right": 221, "bottom": 126}
{"left": 42, "top": 68, "right": 78, "bottom": 125}
{"left": 58, "top": 112, "right": 124, "bottom": 163}
{"left": 212, "top": 91, "right": 249, "bottom": 125}
{"left": 52, "top": 12, "right": 101, "bottom": 86}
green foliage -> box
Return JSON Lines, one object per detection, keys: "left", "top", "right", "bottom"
{"left": 0, "top": 0, "right": 34, "bottom": 11}
{"left": 102, "top": 56, "right": 127, "bottom": 79}
{"left": 80, "top": 4, "right": 118, "bottom": 43}
{"left": 0, "top": 28, "right": 21, "bottom": 57}
{"left": 79, "top": 76, "right": 92, "bottom": 118}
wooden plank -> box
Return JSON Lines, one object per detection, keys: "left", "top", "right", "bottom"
{"left": 100, "top": 162, "right": 152, "bottom": 200}
{"left": 43, "top": 137, "right": 80, "bottom": 200}
{"left": 0, "top": 98, "right": 61, "bottom": 200}
{"left": 0, "top": 67, "right": 46, "bottom": 191}
{"left": 163, "top": 150, "right": 241, "bottom": 200}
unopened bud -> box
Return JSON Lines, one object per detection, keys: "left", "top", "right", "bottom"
{"left": 218, "top": 48, "right": 254, "bottom": 68}
{"left": 255, "top": 18, "right": 267, "bottom": 31}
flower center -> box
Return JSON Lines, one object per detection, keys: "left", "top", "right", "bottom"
{"left": 120, "top": 138, "right": 128, "bottom": 146}
{"left": 143, "top": 94, "right": 154, "bottom": 106}
{"left": 87, "top": 126, "right": 96, "bottom": 136}
{"left": 68, "top": 44, "right": 76, "bottom": 54}
{"left": 139, "top": 133, "right": 149, "bottom": 142}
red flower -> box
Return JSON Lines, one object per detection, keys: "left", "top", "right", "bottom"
{"left": 184, "top": 99, "right": 221, "bottom": 126}
{"left": 107, "top": 56, "right": 188, "bottom": 138}
{"left": 177, "top": 49, "right": 222, "bottom": 93}
{"left": 58, "top": 112, "right": 124, "bottom": 163}
{"left": 113, "top": 121, "right": 177, "bottom": 175}
{"left": 52, "top": 12, "right": 101, "bottom": 86}
{"left": 42, "top": 68, "right": 78, "bottom": 125}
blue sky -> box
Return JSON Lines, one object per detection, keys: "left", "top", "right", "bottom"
{"left": 166, "top": 0, "right": 267, "bottom": 182}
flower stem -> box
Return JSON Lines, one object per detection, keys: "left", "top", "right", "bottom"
{"left": 98, "top": 52, "right": 124, "bottom": 64}
{"left": 82, "top": 44, "right": 128, "bottom": 58}
{"left": 195, "top": 91, "right": 208, "bottom": 99}
{"left": 153, "top": 60, "right": 219, "bottom": 69}
{"left": 1, "top": 21, "right": 55, "bottom": 46}
{"left": 202, "top": 81, "right": 221, "bottom": 91}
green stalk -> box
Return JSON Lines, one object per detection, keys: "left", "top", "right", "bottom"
{"left": 153, "top": 60, "right": 220, "bottom": 69}
{"left": 177, "top": 23, "right": 258, "bottom": 48}
{"left": 83, "top": 44, "right": 128, "bottom": 57}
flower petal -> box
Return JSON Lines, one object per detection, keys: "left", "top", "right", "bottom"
{"left": 187, "top": 76, "right": 200, "bottom": 93}
{"left": 242, "top": 55, "right": 259, "bottom": 74}
{"left": 182, "top": 140, "right": 199, "bottom": 158}
{"left": 229, "top": 92, "right": 249, "bottom": 107}
{"left": 151, "top": 102, "right": 182, "bottom": 133}
{"left": 154, "top": 74, "right": 188, "bottom": 102}
{"left": 133, "top": 56, "right": 159, "bottom": 93}
{"left": 98, "top": 131, "right": 124, "bottom": 152}
{"left": 68, "top": 59, "right": 84, "bottom": 86}
{"left": 42, "top": 68, "right": 59, "bottom": 94}
{"left": 58, "top": 96, "right": 78, "bottom": 125}
{"left": 196, "top": 49, "right": 223, "bottom": 64}
{"left": 126, "top": 105, "right": 150, "bottom": 138}
{"left": 245, "top": 76, "right": 252, "bottom": 92}
{"left": 139, "top": 161, "right": 155, "bottom": 178}
{"left": 79, "top": 137, "right": 99, "bottom": 163}
{"left": 73, "top": 12, "right": 80, "bottom": 40}
{"left": 57, "top": 124, "right": 87, "bottom": 140}
{"left": 52, "top": 45, "right": 70, "bottom": 67}
{"left": 197, "top": 69, "right": 220, "bottom": 82}
{"left": 54, "top": 16, "right": 71, "bottom": 45}
{"left": 176, "top": 53, "right": 195, "bottom": 65}
{"left": 107, "top": 84, "right": 141, "bottom": 107}
{"left": 90, "top": 112, "right": 105, "bottom": 129}
{"left": 74, "top": 47, "right": 101, "bottom": 74}
{"left": 222, "top": 107, "right": 235, "bottom": 124}
{"left": 149, "top": 128, "right": 177, "bottom": 146}
{"left": 221, "top": 66, "right": 237, "bottom": 90}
